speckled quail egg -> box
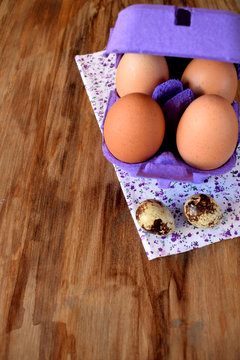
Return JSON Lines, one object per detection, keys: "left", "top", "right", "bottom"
{"left": 184, "top": 194, "right": 222, "bottom": 228}
{"left": 135, "top": 199, "right": 175, "bottom": 236}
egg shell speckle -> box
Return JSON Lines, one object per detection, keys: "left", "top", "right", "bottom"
{"left": 136, "top": 199, "right": 175, "bottom": 236}
{"left": 184, "top": 194, "right": 222, "bottom": 228}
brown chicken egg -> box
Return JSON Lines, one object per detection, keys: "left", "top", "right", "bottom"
{"left": 176, "top": 94, "right": 239, "bottom": 170}
{"left": 116, "top": 53, "right": 169, "bottom": 97}
{"left": 104, "top": 93, "right": 165, "bottom": 164}
{"left": 181, "top": 59, "right": 238, "bottom": 103}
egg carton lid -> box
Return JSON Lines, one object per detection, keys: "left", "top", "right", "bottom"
{"left": 104, "top": 4, "right": 240, "bottom": 68}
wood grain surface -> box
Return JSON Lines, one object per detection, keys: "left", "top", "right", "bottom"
{"left": 0, "top": 0, "right": 240, "bottom": 359}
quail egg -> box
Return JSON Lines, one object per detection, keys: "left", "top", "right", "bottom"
{"left": 184, "top": 194, "right": 222, "bottom": 228}
{"left": 136, "top": 199, "right": 175, "bottom": 236}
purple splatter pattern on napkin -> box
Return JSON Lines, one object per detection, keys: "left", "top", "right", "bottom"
{"left": 75, "top": 51, "right": 240, "bottom": 260}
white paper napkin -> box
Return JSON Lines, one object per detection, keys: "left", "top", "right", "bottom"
{"left": 76, "top": 51, "right": 240, "bottom": 260}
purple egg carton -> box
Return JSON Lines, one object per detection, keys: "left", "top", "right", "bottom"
{"left": 102, "top": 4, "right": 240, "bottom": 188}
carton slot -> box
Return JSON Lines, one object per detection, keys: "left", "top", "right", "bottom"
{"left": 175, "top": 8, "right": 191, "bottom": 26}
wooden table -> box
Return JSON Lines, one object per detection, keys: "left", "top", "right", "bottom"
{"left": 0, "top": 0, "right": 240, "bottom": 359}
